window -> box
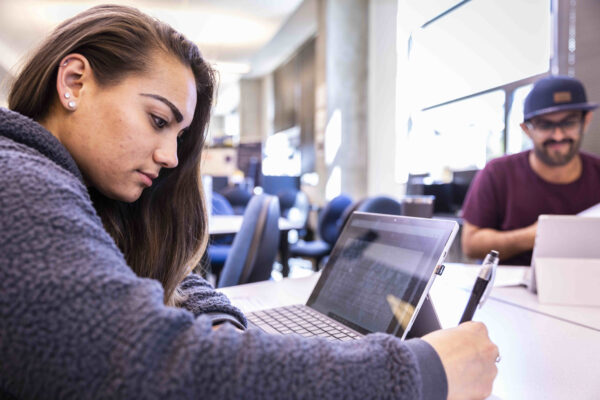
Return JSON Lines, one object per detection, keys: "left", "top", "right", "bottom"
{"left": 398, "top": 0, "right": 552, "bottom": 181}
{"left": 407, "top": 90, "right": 505, "bottom": 180}
{"left": 506, "top": 84, "right": 534, "bottom": 154}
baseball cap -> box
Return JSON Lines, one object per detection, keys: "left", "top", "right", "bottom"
{"left": 523, "top": 75, "right": 598, "bottom": 121}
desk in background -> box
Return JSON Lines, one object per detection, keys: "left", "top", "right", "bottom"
{"left": 209, "top": 215, "right": 304, "bottom": 277}
{"left": 219, "top": 263, "right": 600, "bottom": 400}
{"left": 439, "top": 264, "right": 600, "bottom": 331}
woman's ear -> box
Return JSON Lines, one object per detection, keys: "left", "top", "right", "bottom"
{"left": 56, "top": 53, "right": 91, "bottom": 112}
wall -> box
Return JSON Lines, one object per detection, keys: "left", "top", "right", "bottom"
{"left": 324, "top": 0, "right": 369, "bottom": 201}
{"left": 367, "top": 0, "right": 406, "bottom": 197}
{"left": 239, "top": 78, "right": 264, "bottom": 143}
{"left": 271, "top": 37, "right": 316, "bottom": 173}
{"left": 574, "top": 0, "right": 600, "bottom": 155}
{"left": 312, "top": 0, "right": 328, "bottom": 206}
{"left": 314, "top": 0, "right": 405, "bottom": 203}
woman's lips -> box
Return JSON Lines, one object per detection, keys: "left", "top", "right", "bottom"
{"left": 138, "top": 171, "right": 157, "bottom": 187}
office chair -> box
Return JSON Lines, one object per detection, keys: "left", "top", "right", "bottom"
{"left": 277, "top": 188, "right": 298, "bottom": 213}
{"left": 289, "top": 193, "right": 353, "bottom": 271}
{"left": 217, "top": 194, "right": 280, "bottom": 288}
{"left": 206, "top": 192, "right": 235, "bottom": 279}
{"left": 338, "top": 195, "right": 403, "bottom": 233}
{"left": 211, "top": 191, "right": 235, "bottom": 216}
{"left": 211, "top": 176, "right": 230, "bottom": 194}
{"left": 261, "top": 175, "right": 301, "bottom": 195}
{"left": 220, "top": 185, "right": 252, "bottom": 215}
{"left": 277, "top": 188, "right": 310, "bottom": 239}
{"left": 357, "top": 195, "right": 403, "bottom": 215}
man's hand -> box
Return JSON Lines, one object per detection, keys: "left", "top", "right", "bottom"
{"left": 422, "top": 322, "right": 498, "bottom": 400}
{"left": 523, "top": 221, "right": 538, "bottom": 246}
{"left": 462, "top": 220, "right": 539, "bottom": 260}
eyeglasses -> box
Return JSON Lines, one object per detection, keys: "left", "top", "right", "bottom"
{"left": 526, "top": 117, "right": 583, "bottom": 135}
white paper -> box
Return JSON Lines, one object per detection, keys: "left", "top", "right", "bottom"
{"left": 578, "top": 202, "right": 600, "bottom": 217}
{"left": 493, "top": 266, "right": 530, "bottom": 287}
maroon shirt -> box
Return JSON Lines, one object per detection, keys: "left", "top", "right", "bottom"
{"left": 461, "top": 150, "right": 600, "bottom": 265}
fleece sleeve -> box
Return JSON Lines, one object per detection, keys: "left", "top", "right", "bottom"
{"left": 178, "top": 273, "right": 247, "bottom": 329}
{"left": 0, "top": 140, "right": 441, "bottom": 400}
{"left": 405, "top": 339, "right": 448, "bottom": 400}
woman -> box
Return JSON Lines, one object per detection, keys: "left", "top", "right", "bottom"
{"left": 0, "top": 5, "right": 497, "bottom": 399}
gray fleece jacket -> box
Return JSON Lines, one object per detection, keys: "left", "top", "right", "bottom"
{"left": 0, "top": 107, "right": 447, "bottom": 399}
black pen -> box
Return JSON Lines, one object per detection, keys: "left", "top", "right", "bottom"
{"left": 459, "top": 250, "right": 499, "bottom": 324}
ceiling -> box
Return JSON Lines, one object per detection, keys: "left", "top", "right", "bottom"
{"left": 0, "top": 0, "right": 308, "bottom": 84}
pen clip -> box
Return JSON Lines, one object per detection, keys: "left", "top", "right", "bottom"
{"left": 478, "top": 262, "right": 497, "bottom": 308}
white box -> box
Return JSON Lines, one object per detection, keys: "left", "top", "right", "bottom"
{"left": 535, "top": 257, "right": 600, "bottom": 306}
{"left": 531, "top": 215, "right": 600, "bottom": 306}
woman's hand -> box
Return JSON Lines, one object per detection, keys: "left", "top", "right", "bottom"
{"left": 422, "top": 321, "right": 499, "bottom": 400}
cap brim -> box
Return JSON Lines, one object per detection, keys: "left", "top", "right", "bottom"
{"left": 524, "top": 102, "right": 599, "bottom": 121}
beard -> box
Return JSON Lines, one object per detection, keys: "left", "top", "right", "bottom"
{"left": 533, "top": 137, "right": 582, "bottom": 167}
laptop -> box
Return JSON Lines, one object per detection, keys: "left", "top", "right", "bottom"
{"left": 528, "top": 215, "right": 600, "bottom": 305}
{"left": 247, "top": 212, "right": 459, "bottom": 340}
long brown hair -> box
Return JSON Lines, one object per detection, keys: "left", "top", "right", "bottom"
{"left": 8, "top": 5, "right": 214, "bottom": 306}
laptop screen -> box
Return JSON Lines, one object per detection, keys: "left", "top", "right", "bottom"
{"left": 306, "top": 212, "right": 457, "bottom": 337}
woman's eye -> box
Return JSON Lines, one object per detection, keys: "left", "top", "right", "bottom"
{"left": 151, "top": 115, "right": 167, "bottom": 129}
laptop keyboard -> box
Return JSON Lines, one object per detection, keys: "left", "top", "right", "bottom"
{"left": 247, "top": 304, "right": 363, "bottom": 341}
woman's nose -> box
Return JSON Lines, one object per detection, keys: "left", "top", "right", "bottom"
{"left": 153, "top": 136, "right": 179, "bottom": 169}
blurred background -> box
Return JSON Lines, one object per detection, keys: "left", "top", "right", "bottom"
{"left": 1, "top": 0, "right": 599, "bottom": 271}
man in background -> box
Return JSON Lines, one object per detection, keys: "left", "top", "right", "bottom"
{"left": 461, "top": 75, "right": 600, "bottom": 265}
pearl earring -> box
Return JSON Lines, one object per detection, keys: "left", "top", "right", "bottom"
{"left": 64, "top": 93, "right": 71, "bottom": 99}
{"left": 68, "top": 101, "right": 76, "bottom": 109}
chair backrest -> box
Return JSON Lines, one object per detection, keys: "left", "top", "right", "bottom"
{"left": 211, "top": 176, "right": 230, "bottom": 193}
{"left": 220, "top": 185, "right": 252, "bottom": 215}
{"left": 211, "top": 192, "right": 234, "bottom": 215}
{"left": 276, "top": 188, "right": 298, "bottom": 213}
{"left": 217, "top": 194, "right": 280, "bottom": 288}
{"left": 277, "top": 189, "right": 310, "bottom": 228}
{"left": 336, "top": 195, "right": 402, "bottom": 235}
{"left": 356, "top": 195, "right": 403, "bottom": 216}
{"left": 261, "top": 175, "right": 301, "bottom": 195}
{"left": 336, "top": 199, "right": 364, "bottom": 235}
{"left": 318, "top": 194, "right": 353, "bottom": 245}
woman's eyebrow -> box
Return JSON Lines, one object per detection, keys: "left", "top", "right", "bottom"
{"left": 139, "top": 93, "right": 183, "bottom": 123}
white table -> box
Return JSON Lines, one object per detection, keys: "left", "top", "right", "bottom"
{"left": 219, "top": 263, "right": 600, "bottom": 400}
{"left": 209, "top": 215, "right": 305, "bottom": 277}
{"left": 439, "top": 263, "right": 600, "bottom": 331}
{"left": 208, "top": 215, "right": 302, "bottom": 236}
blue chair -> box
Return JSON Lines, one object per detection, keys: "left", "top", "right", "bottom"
{"left": 289, "top": 194, "right": 353, "bottom": 271}
{"left": 356, "top": 195, "right": 402, "bottom": 215}
{"left": 277, "top": 189, "right": 310, "bottom": 237}
{"left": 338, "top": 195, "right": 403, "bottom": 234}
{"left": 217, "top": 194, "right": 281, "bottom": 288}
{"left": 220, "top": 185, "right": 252, "bottom": 215}
{"left": 207, "top": 192, "right": 235, "bottom": 279}
{"left": 211, "top": 192, "right": 234, "bottom": 216}
{"left": 277, "top": 188, "right": 298, "bottom": 214}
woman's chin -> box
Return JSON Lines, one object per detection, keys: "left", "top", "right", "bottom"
{"left": 120, "top": 190, "right": 144, "bottom": 203}
{"left": 98, "top": 186, "right": 143, "bottom": 203}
